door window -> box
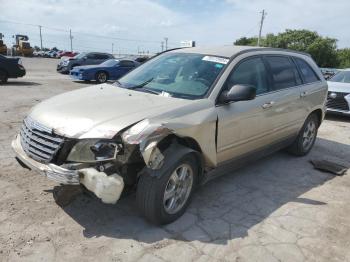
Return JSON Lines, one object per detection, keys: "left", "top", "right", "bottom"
{"left": 119, "top": 60, "right": 135, "bottom": 67}
{"left": 294, "top": 58, "right": 320, "bottom": 83}
{"left": 226, "top": 57, "right": 269, "bottom": 95}
{"left": 265, "top": 56, "right": 301, "bottom": 90}
{"left": 86, "top": 53, "right": 97, "bottom": 59}
{"left": 95, "top": 54, "right": 109, "bottom": 60}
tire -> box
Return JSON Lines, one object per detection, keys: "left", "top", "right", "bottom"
{"left": 136, "top": 153, "right": 198, "bottom": 225}
{"left": 0, "top": 69, "right": 8, "bottom": 84}
{"left": 287, "top": 114, "right": 319, "bottom": 156}
{"left": 95, "top": 71, "right": 108, "bottom": 83}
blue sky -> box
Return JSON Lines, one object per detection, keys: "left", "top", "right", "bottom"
{"left": 1, "top": 0, "right": 349, "bottom": 54}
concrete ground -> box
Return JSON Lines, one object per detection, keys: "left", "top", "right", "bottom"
{"left": 0, "top": 58, "right": 349, "bottom": 262}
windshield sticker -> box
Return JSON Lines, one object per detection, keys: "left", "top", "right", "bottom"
{"left": 160, "top": 91, "right": 171, "bottom": 97}
{"left": 215, "top": 64, "right": 224, "bottom": 68}
{"left": 202, "top": 56, "right": 229, "bottom": 64}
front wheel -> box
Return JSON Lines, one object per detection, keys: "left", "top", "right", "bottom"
{"left": 95, "top": 71, "right": 108, "bottom": 83}
{"left": 287, "top": 114, "right": 319, "bottom": 156}
{"left": 136, "top": 153, "right": 197, "bottom": 225}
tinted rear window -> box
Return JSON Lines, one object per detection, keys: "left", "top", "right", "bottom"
{"left": 295, "top": 58, "right": 320, "bottom": 83}
{"left": 265, "top": 56, "right": 301, "bottom": 90}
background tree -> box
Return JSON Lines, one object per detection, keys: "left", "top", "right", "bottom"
{"left": 234, "top": 29, "right": 340, "bottom": 68}
{"left": 337, "top": 48, "right": 350, "bottom": 68}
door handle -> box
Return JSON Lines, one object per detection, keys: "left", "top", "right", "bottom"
{"left": 300, "top": 91, "right": 307, "bottom": 97}
{"left": 262, "top": 101, "right": 275, "bottom": 109}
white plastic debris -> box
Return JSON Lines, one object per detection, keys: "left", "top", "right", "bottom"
{"left": 79, "top": 168, "right": 124, "bottom": 204}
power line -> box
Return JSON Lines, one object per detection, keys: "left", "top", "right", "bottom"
{"left": 0, "top": 19, "right": 178, "bottom": 45}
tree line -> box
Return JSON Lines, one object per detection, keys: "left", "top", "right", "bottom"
{"left": 234, "top": 29, "right": 350, "bottom": 68}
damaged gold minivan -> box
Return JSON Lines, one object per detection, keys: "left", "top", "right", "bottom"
{"left": 12, "top": 46, "right": 327, "bottom": 224}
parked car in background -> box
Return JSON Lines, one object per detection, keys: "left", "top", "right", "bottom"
{"left": 326, "top": 69, "right": 350, "bottom": 116}
{"left": 12, "top": 46, "right": 327, "bottom": 224}
{"left": 321, "top": 68, "right": 339, "bottom": 80}
{"left": 57, "top": 51, "right": 78, "bottom": 59}
{"left": 0, "top": 54, "right": 26, "bottom": 83}
{"left": 70, "top": 59, "right": 140, "bottom": 83}
{"left": 57, "top": 52, "right": 114, "bottom": 74}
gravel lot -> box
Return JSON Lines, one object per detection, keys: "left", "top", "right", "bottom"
{"left": 0, "top": 58, "right": 349, "bottom": 262}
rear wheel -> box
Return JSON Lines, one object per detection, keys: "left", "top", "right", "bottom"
{"left": 0, "top": 70, "right": 8, "bottom": 84}
{"left": 136, "top": 153, "right": 197, "bottom": 225}
{"left": 287, "top": 114, "right": 319, "bottom": 156}
{"left": 95, "top": 71, "right": 108, "bottom": 83}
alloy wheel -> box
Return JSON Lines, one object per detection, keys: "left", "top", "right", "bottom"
{"left": 163, "top": 163, "right": 194, "bottom": 215}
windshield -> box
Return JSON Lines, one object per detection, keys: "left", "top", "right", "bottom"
{"left": 101, "top": 59, "right": 119, "bottom": 66}
{"left": 74, "top": 52, "right": 87, "bottom": 59}
{"left": 117, "top": 52, "right": 228, "bottom": 99}
{"left": 329, "top": 71, "right": 350, "bottom": 83}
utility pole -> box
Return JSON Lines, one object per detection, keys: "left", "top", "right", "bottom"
{"left": 161, "top": 41, "right": 164, "bottom": 52}
{"left": 164, "top": 37, "right": 168, "bottom": 50}
{"left": 38, "top": 25, "right": 43, "bottom": 50}
{"left": 69, "top": 29, "right": 73, "bottom": 52}
{"left": 257, "top": 9, "right": 267, "bottom": 47}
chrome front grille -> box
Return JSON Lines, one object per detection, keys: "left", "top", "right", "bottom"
{"left": 20, "top": 117, "right": 64, "bottom": 163}
{"left": 326, "top": 92, "right": 350, "bottom": 112}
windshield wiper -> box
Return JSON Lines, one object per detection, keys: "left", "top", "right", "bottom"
{"left": 128, "top": 78, "right": 154, "bottom": 90}
{"left": 127, "top": 78, "right": 160, "bottom": 95}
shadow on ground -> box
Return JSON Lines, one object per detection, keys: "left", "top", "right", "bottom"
{"left": 3, "top": 81, "right": 41, "bottom": 86}
{"left": 325, "top": 113, "right": 350, "bottom": 123}
{"left": 59, "top": 137, "right": 350, "bottom": 245}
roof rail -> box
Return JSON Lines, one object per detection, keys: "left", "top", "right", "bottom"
{"left": 233, "top": 47, "right": 311, "bottom": 58}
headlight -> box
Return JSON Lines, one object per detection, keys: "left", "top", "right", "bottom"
{"left": 62, "top": 60, "right": 69, "bottom": 66}
{"left": 122, "top": 119, "right": 168, "bottom": 145}
{"left": 67, "top": 139, "right": 121, "bottom": 163}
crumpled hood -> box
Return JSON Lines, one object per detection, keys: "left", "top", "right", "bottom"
{"left": 327, "top": 81, "right": 350, "bottom": 93}
{"left": 28, "top": 84, "right": 196, "bottom": 139}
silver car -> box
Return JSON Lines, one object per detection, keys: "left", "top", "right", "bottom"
{"left": 12, "top": 46, "right": 327, "bottom": 224}
{"left": 57, "top": 52, "right": 114, "bottom": 74}
{"left": 326, "top": 69, "right": 350, "bottom": 116}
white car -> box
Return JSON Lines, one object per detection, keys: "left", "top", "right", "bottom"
{"left": 326, "top": 69, "right": 350, "bottom": 116}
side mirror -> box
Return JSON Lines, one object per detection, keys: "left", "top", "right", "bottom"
{"left": 218, "top": 84, "right": 256, "bottom": 104}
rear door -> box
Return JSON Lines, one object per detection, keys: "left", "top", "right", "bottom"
{"left": 216, "top": 56, "right": 277, "bottom": 163}
{"left": 262, "top": 55, "right": 305, "bottom": 140}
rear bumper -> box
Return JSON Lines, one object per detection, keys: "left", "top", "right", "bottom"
{"left": 11, "top": 135, "right": 80, "bottom": 185}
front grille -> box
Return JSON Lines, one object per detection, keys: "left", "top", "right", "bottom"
{"left": 326, "top": 92, "right": 349, "bottom": 111}
{"left": 20, "top": 117, "right": 64, "bottom": 163}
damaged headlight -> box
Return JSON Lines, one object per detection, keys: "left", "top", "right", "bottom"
{"left": 122, "top": 119, "right": 168, "bottom": 145}
{"left": 67, "top": 139, "right": 122, "bottom": 163}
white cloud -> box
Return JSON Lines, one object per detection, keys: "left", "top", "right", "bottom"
{"left": 1, "top": 0, "right": 349, "bottom": 53}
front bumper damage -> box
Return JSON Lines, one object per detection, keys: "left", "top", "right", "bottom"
{"left": 11, "top": 135, "right": 124, "bottom": 204}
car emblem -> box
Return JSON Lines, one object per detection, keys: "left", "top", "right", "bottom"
{"left": 329, "top": 92, "right": 337, "bottom": 99}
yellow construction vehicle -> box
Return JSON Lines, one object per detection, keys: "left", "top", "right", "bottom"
{"left": 0, "top": 33, "right": 7, "bottom": 55}
{"left": 12, "top": 35, "right": 33, "bottom": 57}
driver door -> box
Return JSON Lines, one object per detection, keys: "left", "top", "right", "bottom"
{"left": 216, "top": 56, "right": 276, "bottom": 163}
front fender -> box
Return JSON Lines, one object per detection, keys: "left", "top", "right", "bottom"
{"left": 139, "top": 143, "right": 203, "bottom": 180}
